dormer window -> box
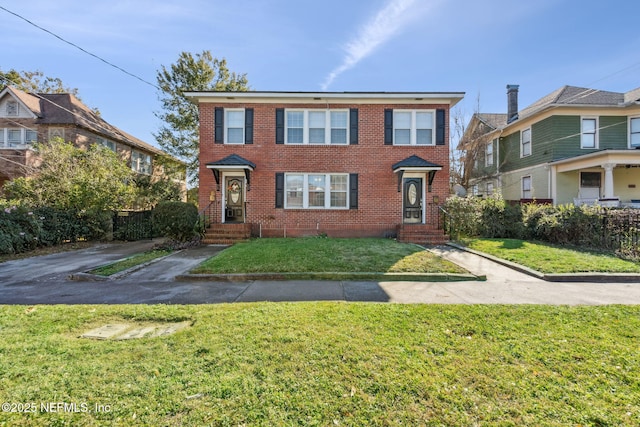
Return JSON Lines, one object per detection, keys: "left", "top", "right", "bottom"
{"left": 6, "top": 101, "right": 18, "bottom": 116}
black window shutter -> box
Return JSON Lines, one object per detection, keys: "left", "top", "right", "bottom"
{"left": 275, "top": 173, "right": 285, "bottom": 208}
{"left": 436, "top": 109, "right": 446, "bottom": 146}
{"left": 214, "top": 107, "right": 224, "bottom": 144}
{"left": 244, "top": 108, "right": 254, "bottom": 144}
{"left": 384, "top": 109, "right": 393, "bottom": 145}
{"left": 349, "top": 173, "right": 358, "bottom": 209}
{"left": 275, "top": 108, "right": 285, "bottom": 144}
{"left": 349, "top": 108, "right": 358, "bottom": 145}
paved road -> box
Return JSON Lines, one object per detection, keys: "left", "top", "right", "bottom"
{"left": 1, "top": 241, "right": 640, "bottom": 305}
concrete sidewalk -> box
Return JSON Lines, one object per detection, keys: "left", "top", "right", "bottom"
{"left": 1, "top": 241, "right": 640, "bottom": 305}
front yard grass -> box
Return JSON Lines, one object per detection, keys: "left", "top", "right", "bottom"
{"left": 191, "top": 237, "right": 467, "bottom": 275}
{"left": 1, "top": 304, "right": 639, "bottom": 426}
{"left": 460, "top": 238, "right": 640, "bottom": 274}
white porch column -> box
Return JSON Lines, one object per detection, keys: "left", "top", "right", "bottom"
{"left": 602, "top": 163, "right": 616, "bottom": 199}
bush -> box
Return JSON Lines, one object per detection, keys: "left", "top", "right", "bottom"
{"left": 152, "top": 201, "right": 198, "bottom": 242}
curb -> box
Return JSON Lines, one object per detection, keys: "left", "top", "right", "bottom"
{"left": 175, "top": 271, "right": 483, "bottom": 283}
{"left": 446, "top": 242, "right": 640, "bottom": 283}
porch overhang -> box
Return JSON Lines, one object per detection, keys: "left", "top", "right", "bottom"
{"left": 206, "top": 154, "right": 256, "bottom": 191}
{"left": 550, "top": 150, "right": 640, "bottom": 173}
{"left": 392, "top": 155, "right": 442, "bottom": 192}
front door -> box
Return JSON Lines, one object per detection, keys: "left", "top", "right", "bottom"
{"left": 224, "top": 176, "right": 244, "bottom": 223}
{"left": 403, "top": 178, "right": 423, "bottom": 224}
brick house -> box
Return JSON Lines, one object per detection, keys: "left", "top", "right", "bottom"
{"left": 187, "top": 91, "right": 464, "bottom": 243}
{"left": 0, "top": 85, "right": 186, "bottom": 197}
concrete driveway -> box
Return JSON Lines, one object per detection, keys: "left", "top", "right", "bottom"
{"left": 1, "top": 241, "right": 640, "bottom": 305}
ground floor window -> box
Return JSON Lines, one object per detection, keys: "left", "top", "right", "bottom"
{"left": 522, "top": 176, "right": 532, "bottom": 199}
{"left": 285, "top": 173, "right": 349, "bottom": 209}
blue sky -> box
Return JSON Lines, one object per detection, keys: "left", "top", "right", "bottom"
{"left": 2, "top": 0, "right": 639, "bottom": 147}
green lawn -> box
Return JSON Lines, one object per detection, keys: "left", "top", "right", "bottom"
{"left": 461, "top": 238, "right": 640, "bottom": 274}
{"left": 1, "top": 304, "right": 639, "bottom": 426}
{"left": 191, "top": 237, "right": 467, "bottom": 275}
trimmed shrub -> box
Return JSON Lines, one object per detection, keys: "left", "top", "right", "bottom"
{"left": 152, "top": 201, "right": 198, "bottom": 242}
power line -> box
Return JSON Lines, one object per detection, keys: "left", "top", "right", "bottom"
{"left": 0, "top": 5, "right": 159, "bottom": 90}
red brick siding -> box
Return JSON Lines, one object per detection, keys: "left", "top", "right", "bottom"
{"left": 198, "top": 102, "right": 450, "bottom": 237}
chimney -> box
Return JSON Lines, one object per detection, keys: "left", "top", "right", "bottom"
{"left": 507, "top": 84, "right": 519, "bottom": 123}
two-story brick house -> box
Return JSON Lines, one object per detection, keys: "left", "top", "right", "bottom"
{"left": 187, "top": 91, "right": 464, "bottom": 243}
{"left": 0, "top": 85, "right": 186, "bottom": 197}
{"left": 462, "top": 84, "right": 640, "bottom": 207}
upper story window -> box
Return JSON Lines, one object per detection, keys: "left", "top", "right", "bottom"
{"left": 581, "top": 117, "right": 598, "bottom": 149}
{"left": 285, "top": 110, "right": 349, "bottom": 145}
{"left": 97, "top": 137, "right": 116, "bottom": 151}
{"left": 521, "top": 128, "right": 531, "bottom": 157}
{"left": 225, "top": 109, "right": 245, "bottom": 144}
{"left": 630, "top": 117, "right": 640, "bottom": 148}
{"left": 6, "top": 101, "right": 18, "bottom": 116}
{"left": 131, "top": 150, "right": 152, "bottom": 175}
{"left": 214, "top": 107, "right": 253, "bottom": 144}
{"left": 393, "top": 110, "right": 434, "bottom": 145}
{"left": 485, "top": 141, "right": 494, "bottom": 166}
{"left": 0, "top": 128, "right": 37, "bottom": 148}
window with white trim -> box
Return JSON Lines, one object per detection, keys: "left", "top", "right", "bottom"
{"left": 486, "top": 182, "right": 494, "bottom": 195}
{"left": 522, "top": 176, "right": 532, "bottom": 199}
{"left": 285, "top": 110, "right": 349, "bottom": 144}
{"left": 581, "top": 117, "right": 598, "bottom": 149}
{"left": 521, "top": 128, "right": 531, "bottom": 157}
{"left": 284, "top": 173, "right": 349, "bottom": 209}
{"left": 393, "top": 110, "right": 434, "bottom": 145}
{"left": 225, "top": 109, "right": 245, "bottom": 144}
{"left": 485, "top": 141, "right": 494, "bottom": 166}
{"left": 131, "top": 150, "right": 152, "bottom": 174}
{"left": 97, "top": 137, "right": 116, "bottom": 151}
{"left": 0, "top": 128, "right": 37, "bottom": 147}
{"left": 630, "top": 117, "right": 640, "bottom": 148}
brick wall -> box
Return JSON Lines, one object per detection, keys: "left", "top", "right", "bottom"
{"left": 198, "top": 102, "right": 451, "bottom": 237}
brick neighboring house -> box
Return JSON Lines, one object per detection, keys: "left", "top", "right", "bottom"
{"left": 0, "top": 85, "right": 186, "bottom": 198}
{"left": 461, "top": 84, "right": 640, "bottom": 207}
{"left": 187, "top": 91, "right": 464, "bottom": 243}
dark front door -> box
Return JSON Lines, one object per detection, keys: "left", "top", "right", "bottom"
{"left": 225, "top": 177, "right": 244, "bottom": 223}
{"left": 403, "top": 178, "right": 423, "bottom": 224}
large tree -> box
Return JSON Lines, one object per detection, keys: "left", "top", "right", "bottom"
{"left": 155, "top": 51, "right": 249, "bottom": 185}
{"left": 0, "top": 69, "right": 79, "bottom": 96}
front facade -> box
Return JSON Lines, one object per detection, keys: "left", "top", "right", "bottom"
{"left": 189, "top": 91, "right": 464, "bottom": 242}
{"left": 0, "top": 85, "right": 186, "bottom": 197}
{"left": 463, "top": 85, "right": 640, "bottom": 207}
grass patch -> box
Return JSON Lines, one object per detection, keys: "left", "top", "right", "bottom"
{"left": 1, "top": 304, "right": 639, "bottom": 426}
{"left": 461, "top": 238, "right": 640, "bottom": 274}
{"left": 191, "top": 237, "right": 467, "bottom": 275}
{"left": 88, "top": 249, "right": 172, "bottom": 276}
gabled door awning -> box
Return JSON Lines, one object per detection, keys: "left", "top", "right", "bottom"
{"left": 392, "top": 155, "right": 442, "bottom": 193}
{"left": 206, "top": 154, "right": 256, "bottom": 191}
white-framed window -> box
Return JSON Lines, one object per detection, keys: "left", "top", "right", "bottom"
{"left": 581, "top": 117, "right": 598, "bottom": 149}
{"left": 486, "top": 182, "right": 494, "bottom": 195}
{"left": 225, "top": 109, "right": 245, "bottom": 144}
{"left": 6, "top": 101, "right": 18, "bottom": 117}
{"left": 97, "top": 137, "right": 116, "bottom": 151}
{"left": 0, "top": 128, "right": 37, "bottom": 147}
{"left": 521, "top": 128, "right": 531, "bottom": 157}
{"left": 131, "top": 150, "right": 152, "bottom": 175}
{"left": 284, "top": 173, "right": 349, "bottom": 209}
{"left": 629, "top": 117, "right": 640, "bottom": 148}
{"left": 485, "top": 141, "right": 494, "bottom": 166}
{"left": 285, "top": 109, "right": 349, "bottom": 145}
{"left": 393, "top": 110, "right": 434, "bottom": 145}
{"left": 522, "top": 176, "right": 532, "bottom": 199}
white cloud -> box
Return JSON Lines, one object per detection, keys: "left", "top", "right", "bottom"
{"left": 321, "top": 0, "right": 425, "bottom": 90}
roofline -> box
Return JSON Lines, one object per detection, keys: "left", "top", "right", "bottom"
{"left": 185, "top": 91, "right": 465, "bottom": 106}
{"left": 549, "top": 149, "right": 640, "bottom": 166}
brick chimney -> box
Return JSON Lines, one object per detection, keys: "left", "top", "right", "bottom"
{"left": 507, "top": 84, "right": 519, "bottom": 123}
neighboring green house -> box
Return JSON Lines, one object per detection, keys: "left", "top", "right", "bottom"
{"left": 461, "top": 84, "right": 640, "bottom": 207}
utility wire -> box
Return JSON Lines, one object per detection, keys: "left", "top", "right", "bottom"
{"left": 0, "top": 5, "right": 159, "bottom": 90}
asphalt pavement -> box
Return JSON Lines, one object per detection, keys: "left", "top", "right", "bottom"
{"left": 1, "top": 240, "right": 640, "bottom": 305}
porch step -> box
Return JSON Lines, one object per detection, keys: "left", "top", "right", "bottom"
{"left": 396, "top": 224, "right": 449, "bottom": 245}
{"left": 203, "top": 223, "right": 252, "bottom": 245}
